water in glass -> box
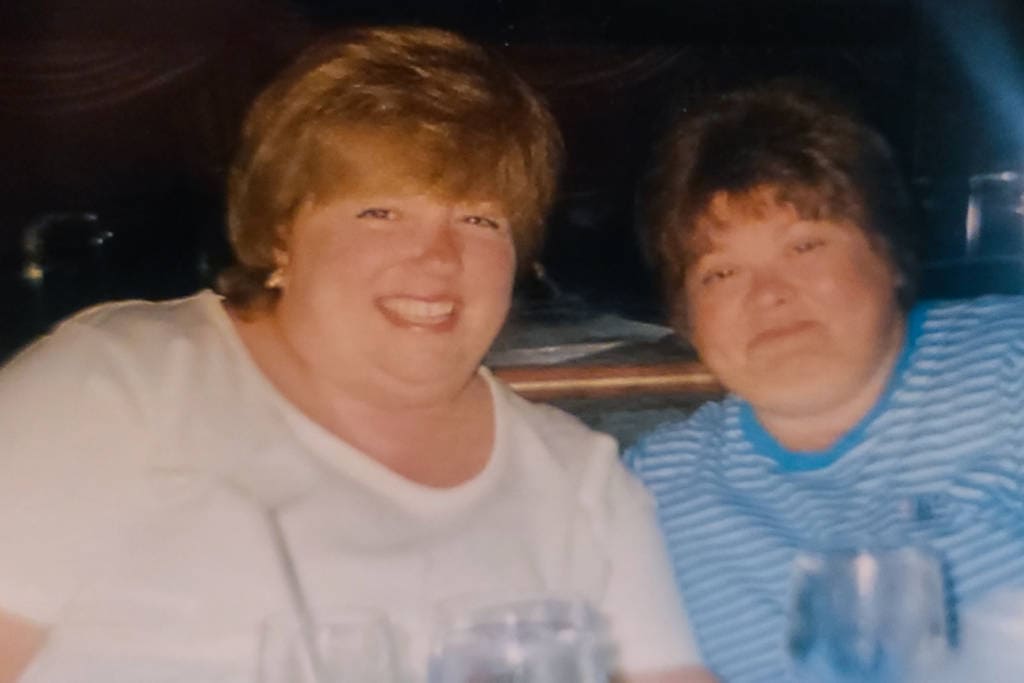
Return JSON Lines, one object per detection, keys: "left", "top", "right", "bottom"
{"left": 784, "top": 547, "right": 950, "bottom": 683}
{"left": 428, "top": 597, "right": 609, "bottom": 683}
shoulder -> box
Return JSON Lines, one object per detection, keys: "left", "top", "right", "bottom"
{"left": 59, "top": 290, "right": 226, "bottom": 348}
{"left": 917, "top": 294, "right": 1024, "bottom": 343}
{"left": 486, "top": 370, "right": 618, "bottom": 458}
{"left": 483, "top": 370, "right": 645, "bottom": 500}
{"left": 3, "top": 291, "right": 228, "bottom": 378}
{"left": 910, "top": 295, "right": 1024, "bottom": 385}
{"left": 624, "top": 397, "right": 732, "bottom": 481}
{"left": 0, "top": 291, "right": 235, "bottom": 433}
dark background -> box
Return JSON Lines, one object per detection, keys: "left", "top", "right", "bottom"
{"left": 1, "top": 0, "right": 1023, "bottom": 359}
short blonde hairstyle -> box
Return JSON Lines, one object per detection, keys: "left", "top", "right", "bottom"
{"left": 219, "top": 25, "right": 564, "bottom": 310}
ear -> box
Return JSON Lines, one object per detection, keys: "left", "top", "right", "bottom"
{"left": 271, "top": 245, "right": 290, "bottom": 270}
{"left": 888, "top": 256, "right": 907, "bottom": 292}
{"left": 669, "top": 288, "right": 693, "bottom": 339}
{"left": 270, "top": 218, "right": 292, "bottom": 265}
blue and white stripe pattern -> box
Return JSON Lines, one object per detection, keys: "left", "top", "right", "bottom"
{"left": 625, "top": 295, "right": 1024, "bottom": 683}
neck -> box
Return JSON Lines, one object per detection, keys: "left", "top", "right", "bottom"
{"left": 228, "top": 306, "right": 494, "bottom": 487}
{"left": 308, "top": 374, "right": 494, "bottom": 486}
{"left": 758, "top": 403, "right": 873, "bottom": 452}
{"left": 755, "top": 322, "right": 906, "bottom": 452}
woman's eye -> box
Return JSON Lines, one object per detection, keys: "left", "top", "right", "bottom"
{"left": 356, "top": 208, "right": 396, "bottom": 220}
{"left": 793, "top": 238, "right": 826, "bottom": 254}
{"left": 462, "top": 215, "right": 501, "bottom": 230}
{"left": 700, "top": 268, "right": 735, "bottom": 286}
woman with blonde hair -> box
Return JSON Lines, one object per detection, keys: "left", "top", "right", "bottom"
{"left": 0, "top": 26, "right": 711, "bottom": 683}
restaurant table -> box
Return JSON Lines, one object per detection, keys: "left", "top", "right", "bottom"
{"left": 486, "top": 303, "right": 723, "bottom": 446}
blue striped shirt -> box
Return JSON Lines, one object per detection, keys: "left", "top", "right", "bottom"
{"left": 625, "top": 295, "right": 1024, "bottom": 682}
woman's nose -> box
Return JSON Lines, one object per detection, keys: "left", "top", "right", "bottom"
{"left": 414, "top": 216, "right": 461, "bottom": 269}
{"left": 748, "top": 266, "right": 793, "bottom": 307}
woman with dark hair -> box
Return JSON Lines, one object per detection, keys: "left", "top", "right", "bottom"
{"left": 628, "top": 81, "right": 1024, "bottom": 681}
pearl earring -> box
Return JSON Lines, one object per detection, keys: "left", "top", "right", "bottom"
{"left": 265, "top": 267, "right": 286, "bottom": 289}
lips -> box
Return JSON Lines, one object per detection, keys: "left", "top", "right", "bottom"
{"left": 377, "top": 296, "right": 457, "bottom": 329}
{"left": 749, "top": 320, "right": 816, "bottom": 349}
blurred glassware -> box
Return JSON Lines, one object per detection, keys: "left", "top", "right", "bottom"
{"left": 0, "top": 211, "right": 115, "bottom": 358}
{"left": 966, "top": 171, "right": 1024, "bottom": 258}
{"left": 428, "top": 596, "right": 610, "bottom": 683}
{"left": 258, "top": 608, "right": 400, "bottom": 683}
{"left": 784, "top": 547, "right": 950, "bottom": 683}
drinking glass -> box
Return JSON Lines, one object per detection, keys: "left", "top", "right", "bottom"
{"left": 258, "top": 608, "right": 400, "bottom": 683}
{"left": 428, "top": 596, "right": 610, "bottom": 683}
{"left": 784, "top": 547, "right": 950, "bottom": 683}
{"left": 965, "top": 171, "right": 1024, "bottom": 257}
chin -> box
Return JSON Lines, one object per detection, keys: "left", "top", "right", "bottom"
{"left": 387, "top": 355, "right": 480, "bottom": 387}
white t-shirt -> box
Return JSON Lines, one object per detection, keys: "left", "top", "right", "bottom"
{"left": 0, "top": 291, "right": 699, "bottom": 682}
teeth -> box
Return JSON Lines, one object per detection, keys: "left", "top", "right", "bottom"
{"left": 380, "top": 297, "right": 454, "bottom": 322}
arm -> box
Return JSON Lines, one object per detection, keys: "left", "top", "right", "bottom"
{"left": 0, "top": 325, "right": 155, "bottom": 661}
{"left": 0, "top": 609, "right": 45, "bottom": 683}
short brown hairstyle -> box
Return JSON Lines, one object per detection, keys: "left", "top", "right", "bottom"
{"left": 644, "top": 80, "right": 918, "bottom": 326}
{"left": 219, "top": 25, "right": 564, "bottom": 311}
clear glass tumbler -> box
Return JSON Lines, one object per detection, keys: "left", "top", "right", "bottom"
{"left": 428, "top": 596, "right": 610, "bottom": 683}
{"left": 784, "top": 547, "right": 950, "bottom": 683}
{"left": 965, "top": 171, "right": 1024, "bottom": 257}
{"left": 258, "top": 607, "right": 399, "bottom": 683}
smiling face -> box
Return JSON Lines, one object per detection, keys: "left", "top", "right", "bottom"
{"left": 268, "top": 188, "right": 515, "bottom": 403}
{"left": 683, "top": 187, "right": 906, "bottom": 425}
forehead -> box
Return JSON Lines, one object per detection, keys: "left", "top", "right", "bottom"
{"left": 688, "top": 187, "right": 804, "bottom": 256}
{"left": 315, "top": 127, "right": 501, "bottom": 204}
{"left": 704, "top": 187, "right": 800, "bottom": 229}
